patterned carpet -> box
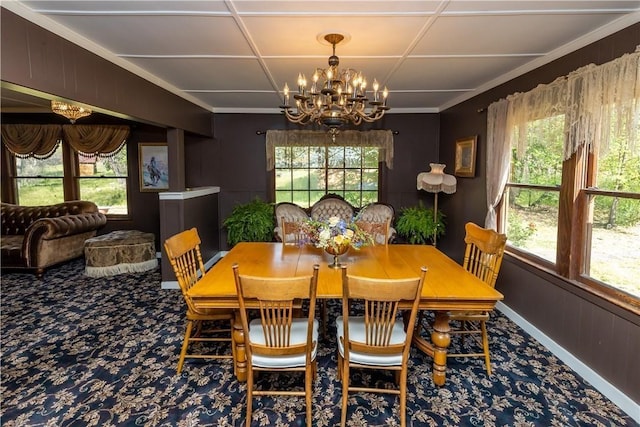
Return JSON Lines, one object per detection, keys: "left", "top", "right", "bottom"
{"left": 1, "top": 259, "right": 636, "bottom": 426}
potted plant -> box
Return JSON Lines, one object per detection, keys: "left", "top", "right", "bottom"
{"left": 395, "top": 203, "right": 446, "bottom": 245}
{"left": 223, "top": 198, "right": 275, "bottom": 247}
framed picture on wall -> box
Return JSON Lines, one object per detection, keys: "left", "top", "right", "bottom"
{"left": 454, "top": 136, "right": 477, "bottom": 177}
{"left": 139, "top": 143, "right": 169, "bottom": 191}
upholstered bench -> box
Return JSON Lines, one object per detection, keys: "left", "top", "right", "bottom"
{"left": 84, "top": 230, "right": 157, "bottom": 277}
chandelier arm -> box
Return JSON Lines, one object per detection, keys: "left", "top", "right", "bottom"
{"left": 279, "top": 33, "right": 389, "bottom": 135}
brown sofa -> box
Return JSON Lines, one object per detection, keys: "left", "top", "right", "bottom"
{"left": 1, "top": 201, "right": 107, "bottom": 276}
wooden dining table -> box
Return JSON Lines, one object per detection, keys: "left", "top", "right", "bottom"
{"left": 187, "top": 242, "right": 503, "bottom": 386}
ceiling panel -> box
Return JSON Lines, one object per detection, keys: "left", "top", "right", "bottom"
{"left": 2, "top": 0, "right": 639, "bottom": 115}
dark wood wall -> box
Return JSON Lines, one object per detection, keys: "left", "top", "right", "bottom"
{"left": 1, "top": 9, "right": 212, "bottom": 136}
{"left": 438, "top": 24, "right": 640, "bottom": 402}
{"left": 186, "top": 113, "right": 441, "bottom": 250}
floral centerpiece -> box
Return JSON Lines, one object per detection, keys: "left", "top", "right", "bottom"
{"left": 302, "top": 216, "right": 374, "bottom": 268}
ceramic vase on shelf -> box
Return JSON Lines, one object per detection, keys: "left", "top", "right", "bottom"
{"left": 325, "top": 243, "right": 349, "bottom": 268}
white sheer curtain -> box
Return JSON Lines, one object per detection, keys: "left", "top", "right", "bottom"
{"left": 565, "top": 48, "right": 639, "bottom": 159}
{"left": 485, "top": 47, "right": 639, "bottom": 229}
{"left": 485, "top": 99, "right": 510, "bottom": 230}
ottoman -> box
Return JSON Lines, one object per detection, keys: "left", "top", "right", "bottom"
{"left": 84, "top": 230, "right": 158, "bottom": 277}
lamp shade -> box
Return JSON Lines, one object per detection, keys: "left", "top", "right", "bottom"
{"left": 417, "top": 163, "right": 457, "bottom": 194}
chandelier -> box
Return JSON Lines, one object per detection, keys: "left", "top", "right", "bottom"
{"left": 51, "top": 100, "right": 92, "bottom": 124}
{"left": 280, "top": 33, "right": 389, "bottom": 141}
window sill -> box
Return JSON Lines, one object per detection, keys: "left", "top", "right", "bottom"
{"left": 504, "top": 248, "right": 640, "bottom": 321}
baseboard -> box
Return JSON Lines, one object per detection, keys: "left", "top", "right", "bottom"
{"left": 496, "top": 302, "right": 640, "bottom": 423}
{"left": 160, "top": 250, "right": 228, "bottom": 289}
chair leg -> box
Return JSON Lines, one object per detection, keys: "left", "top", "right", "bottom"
{"left": 177, "top": 320, "right": 194, "bottom": 374}
{"left": 481, "top": 320, "right": 492, "bottom": 376}
{"left": 306, "top": 363, "right": 313, "bottom": 426}
{"left": 400, "top": 369, "right": 407, "bottom": 427}
{"left": 321, "top": 300, "right": 327, "bottom": 338}
{"left": 340, "top": 362, "right": 349, "bottom": 426}
{"left": 245, "top": 367, "right": 254, "bottom": 427}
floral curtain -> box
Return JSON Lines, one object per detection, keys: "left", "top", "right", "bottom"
{"left": 0, "top": 124, "right": 62, "bottom": 159}
{"left": 265, "top": 129, "right": 394, "bottom": 170}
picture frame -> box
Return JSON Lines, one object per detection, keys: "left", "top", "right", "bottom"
{"left": 454, "top": 136, "right": 477, "bottom": 177}
{"left": 139, "top": 143, "right": 169, "bottom": 191}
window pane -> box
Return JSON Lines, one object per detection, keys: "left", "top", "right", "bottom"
{"left": 327, "top": 147, "right": 344, "bottom": 167}
{"left": 309, "top": 147, "right": 325, "bottom": 168}
{"left": 327, "top": 169, "right": 345, "bottom": 192}
{"left": 505, "top": 187, "right": 559, "bottom": 263}
{"left": 275, "top": 147, "right": 291, "bottom": 168}
{"left": 595, "top": 130, "right": 640, "bottom": 192}
{"left": 291, "top": 169, "right": 309, "bottom": 190}
{"left": 292, "top": 191, "right": 310, "bottom": 207}
{"left": 362, "top": 169, "right": 378, "bottom": 191}
{"left": 275, "top": 190, "right": 292, "bottom": 204}
{"left": 15, "top": 147, "right": 63, "bottom": 177}
{"left": 275, "top": 170, "right": 292, "bottom": 190}
{"left": 309, "top": 191, "right": 325, "bottom": 206}
{"left": 510, "top": 115, "right": 564, "bottom": 186}
{"left": 311, "top": 169, "right": 326, "bottom": 190}
{"left": 586, "top": 195, "right": 640, "bottom": 298}
{"left": 15, "top": 145, "right": 64, "bottom": 205}
{"left": 78, "top": 149, "right": 127, "bottom": 178}
{"left": 344, "top": 146, "right": 361, "bottom": 168}
{"left": 363, "top": 147, "right": 379, "bottom": 168}
{"left": 16, "top": 178, "right": 64, "bottom": 205}
{"left": 344, "top": 170, "right": 360, "bottom": 190}
{"left": 291, "top": 146, "right": 308, "bottom": 168}
{"left": 78, "top": 178, "right": 128, "bottom": 215}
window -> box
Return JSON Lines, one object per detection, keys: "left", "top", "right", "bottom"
{"left": 15, "top": 144, "right": 65, "bottom": 205}
{"left": 3, "top": 124, "right": 131, "bottom": 217}
{"left": 274, "top": 145, "right": 380, "bottom": 208}
{"left": 267, "top": 129, "right": 394, "bottom": 209}
{"left": 77, "top": 147, "right": 129, "bottom": 215}
{"left": 496, "top": 51, "right": 640, "bottom": 305}
{"left": 10, "top": 143, "right": 129, "bottom": 216}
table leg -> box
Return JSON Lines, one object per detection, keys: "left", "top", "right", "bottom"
{"left": 232, "top": 312, "right": 247, "bottom": 382}
{"left": 430, "top": 311, "right": 451, "bottom": 386}
{"left": 411, "top": 310, "right": 451, "bottom": 386}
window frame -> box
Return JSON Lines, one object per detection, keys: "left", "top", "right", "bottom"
{"left": 500, "top": 142, "right": 640, "bottom": 314}
{"left": 270, "top": 144, "right": 386, "bottom": 208}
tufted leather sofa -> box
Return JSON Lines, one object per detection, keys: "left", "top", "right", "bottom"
{"left": 1, "top": 201, "right": 107, "bottom": 276}
{"left": 274, "top": 194, "right": 396, "bottom": 244}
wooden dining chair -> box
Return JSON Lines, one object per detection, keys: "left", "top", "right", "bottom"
{"left": 446, "top": 222, "right": 507, "bottom": 375}
{"left": 355, "top": 202, "right": 396, "bottom": 244}
{"left": 274, "top": 202, "right": 309, "bottom": 243}
{"left": 233, "top": 263, "right": 320, "bottom": 427}
{"left": 281, "top": 218, "right": 308, "bottom": 245}
{"left": 164, "top": 228, "right": 234, "bottom": 374}
{"left": 337, "top": 266, "right": 427, "bottom": 427}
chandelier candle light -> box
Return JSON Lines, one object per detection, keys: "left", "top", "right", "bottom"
{"left": 280, "top": 33, "right": 389, "bottom": 141}
{"left": 51, "top": 100, "right": 92, "bottom": 124}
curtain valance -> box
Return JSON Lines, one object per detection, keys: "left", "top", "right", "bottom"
{"left": 62, "top": 125, "right": 129, "bottom": 157}
{"left": 493, "top": 46, "right": 639, "bottom": 161}
{"left": 1, "top": 124, "right": 130, "bottom": 158}
{"left": 1, "top": 124, "right": 62, "bottom": 159}
{"left": 265, "top": 129, "right": 394, "bottom": 170}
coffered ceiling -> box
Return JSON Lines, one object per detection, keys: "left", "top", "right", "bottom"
{"left": 2, "top": 1, "right": 639, "bottom": 114}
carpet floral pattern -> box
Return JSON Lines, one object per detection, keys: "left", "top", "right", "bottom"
{"left": 1, "top": 259, "right": 636, "bottom": 426}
